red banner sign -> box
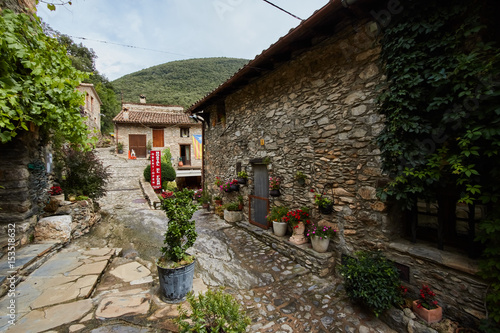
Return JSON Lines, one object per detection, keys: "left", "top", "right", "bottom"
{"left": 150, "top": 151, "right": 162, "bottom": 190}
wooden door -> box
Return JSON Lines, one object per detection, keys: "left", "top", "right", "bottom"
{"left": 129, "top": 134, "right": 147, "bottom": 158}
{"left": 153, "top": 129, "right": 164, "bottom": 147}
{"left": 250, "top": 164, "right": 269, "bottom": 229}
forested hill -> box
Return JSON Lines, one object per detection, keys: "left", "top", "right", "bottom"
{"left": 112, "top": 57, "right": 249, "bottom": 107}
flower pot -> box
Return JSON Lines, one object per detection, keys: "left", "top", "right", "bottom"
{"left": 157, "top": 259, "right": 195, "bottom": 303}
{"left": 311, "top": 235, "right": 330, "bottom": 253}
{"left": 52, "top": 194, "right": 65, "bottom": 202}
{"left": 412, "top": 300, "right": 442, "bottom": 324}
{"left": 289, "top": 221, "right": 307, "bottom": 245}
{"left": 319, "top": 204, "right": 333, "bottom": 215}
{"left": 230, "top": 184, "right": 240, "bottom": 192}
{"left": 224, "top": 210, "right": 242, "bottom": 223}
{"left": 273, "top": 221, "right": 287, "bottom": 237}
{"left": 269, "top": 189, "right": 280, "bottom": 197}
{"left": 237, "top": 178, "right": 247, "bottom": 185}
{"left": 202, "top": 203, "right": 210, "bottom": 210}
{"left": 178, "top": 161, "right": 184, "bottom": 167}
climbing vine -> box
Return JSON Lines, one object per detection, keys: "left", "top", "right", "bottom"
{"left": 376, "top": 0, "right": 500, "bottom": 324}
{"left": 0, "top": 9, "right": 89, "bottom": 145}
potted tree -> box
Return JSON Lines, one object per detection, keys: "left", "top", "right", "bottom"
{"left": 117, "top": 142, "right": 124, "bottom": 154}
{"left": 157, "top": 188, "right": 198, "bottom": 302}
{"left": 266, "top": 206, "right": 289, "bottom": 237}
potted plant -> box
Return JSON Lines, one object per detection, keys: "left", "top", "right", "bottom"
{"left": 176, "top": 288, "right": 251, "bottom": 332}
{"left": 200, "top": 192, "right": 211, "bottom": 210}
{"left": 178, "top": 157, "right": 184, "bottom": 167}
{"left": 412, "top": 285, "right": 442, "bottom": 324}
{"left": 48, "top": 185, "right": 64, "bottom": 201}
{"left": 306, "top": 222, "right": 336, "bottom": 253}
{"left": 213, "top": 195, "right": 222, "bottom": 206}
{"left": 237, "top": 171, "right": 248, "bottom": 184}
{"left": 214, "top": 177, "right": 222, "bottom": 187}
{"left": 117, "top": 142, "right": 124, "bottom": 154}
{"left": 157, "top": 188, "right": 198, "bottom": 302}
{"left": 295, "top": 171, "right": 307, "bottom": 186}
{"left": 314, "top": 193, "right": 333, "bottom": 214}
{"left": 220, "top": 181, "right": 232, "bottom": 193}
{"left": 224, "top": 202, "right": 242, "bottom": 223}
{"left": 269, "top": 176, "right": 281, "bottom": 197}
{"left": 282, "top": 207, "right": 310, "bottom": 245}
{"left": 146, "top": 140, "right": 152, "bottom": 154}
{"left": 266, "top": 206, "right": 289, "bottom": 237}
{"left": 229, "top": 179, "right": 240, "bottom": 192}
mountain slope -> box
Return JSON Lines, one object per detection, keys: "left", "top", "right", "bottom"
{"left": 112, "top": 57, "right": 249, "bottom": 107}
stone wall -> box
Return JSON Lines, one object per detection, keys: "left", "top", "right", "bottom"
{"left": 115, "top": 123, "right": 202, "bottom": 167}
{"left": 205, "top": 17, "right": 387, "bottom": 255}
{"left": 202, "top": 16, "right": 487, "bottom": 326}
{"left": 0, "top": 130, "right": 49, "bottom": 249}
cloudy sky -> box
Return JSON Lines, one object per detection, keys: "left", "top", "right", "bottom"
{"left": 38, "top": 0, "right": 330, "bottom": 81}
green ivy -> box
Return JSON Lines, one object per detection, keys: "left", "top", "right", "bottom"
{"left": 0, "top": 10, "right": 89, "bottom": 145}
{"left": 376, "top": 0, "right": 500, "bottom": 323}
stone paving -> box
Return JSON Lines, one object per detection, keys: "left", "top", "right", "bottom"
{"left": 0, "top": 148, "right": 397, "bottom": 332}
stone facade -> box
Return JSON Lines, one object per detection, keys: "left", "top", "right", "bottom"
{"left": 115, "top": 122, "right": 201, "bottom": 167}
{"left": 197, "top": 13, "right": 486, "bottom": 328}
{"left": 77, "top": 83, "right": 102, "bottom": 135}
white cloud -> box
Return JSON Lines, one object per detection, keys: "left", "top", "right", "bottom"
{"left": 38, "top": 0, "right": 329, "bottom": 80}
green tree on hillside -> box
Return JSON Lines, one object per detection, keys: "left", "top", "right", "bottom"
{"left": 112, "top": 57, "right": 249, "bottom": 107}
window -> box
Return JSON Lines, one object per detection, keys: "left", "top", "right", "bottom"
{"left": 153, "top": 129, "right": 164, "bottom": 147}
{"left": 180, "top": 128, "right": 189, "bottom": 138}
{"left": 180, "top": 145, "right": 191, "bottom": 166}
{"left": 407, "top": 198, "right": 484, "bottom": 257}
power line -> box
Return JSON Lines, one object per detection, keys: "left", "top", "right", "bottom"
{"left": 261, "top": 0, "right": 303, "bottom": 21}
{"left": 68, "top": 35, "right": 192, "bottom": 57}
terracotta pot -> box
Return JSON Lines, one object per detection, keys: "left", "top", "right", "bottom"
{"left": 412, "top": 300, "right": 442, "bottom": 324}
{"left": 311, "top": 236, "right": 330, "bottom": 253}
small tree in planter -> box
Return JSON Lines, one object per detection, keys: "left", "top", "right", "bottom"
{"left": 158, "top": 188, "right": 198, "bottom": 302}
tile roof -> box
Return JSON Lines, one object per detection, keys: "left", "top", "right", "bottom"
{"left": 113, "top": 110, "right": 195, "bottom": 125}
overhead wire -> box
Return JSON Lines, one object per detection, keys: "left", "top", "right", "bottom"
{"left": 260, "top": 0, "right": 303, "bottom": 21}
{"left": 67, "top": 35, "right": 193, "bottom": 57}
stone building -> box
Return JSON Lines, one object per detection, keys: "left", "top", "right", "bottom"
{"left": 113, "top": 97, "right": 202, "bottom": 188}
{"left": 76, "top": 83, "right": 102, "bottom": 136}
{"left": 188, "top": 0, "right": 486, "bottom": 328}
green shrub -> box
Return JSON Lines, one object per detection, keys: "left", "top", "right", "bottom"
{"left": 144, "top": 163, "right": 176, "bottom": 183}
{"left": 163, "top": 181, "right": 177, "bottom": 192}
{"left": 340, "top": 251, "right": 403, "bottom": 317}
{"left": 225, "top": 202, "right": 240, "bottom": 211}
{"left": 176, "top": 288, "right": 251, "bottom": 333}
{"left": 55, "top": 147, "right": 110, "bottom": 200}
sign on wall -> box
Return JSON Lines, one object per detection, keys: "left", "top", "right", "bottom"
{"left": 150, "top": 151, "right": 162, "bottom": 190}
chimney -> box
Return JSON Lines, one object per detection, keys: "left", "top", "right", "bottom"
{"left": 139, "top": 95, "right": 146, "bottom": 104}
{"left": 123, "top": 107, "right": 129, "bottom": 120}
